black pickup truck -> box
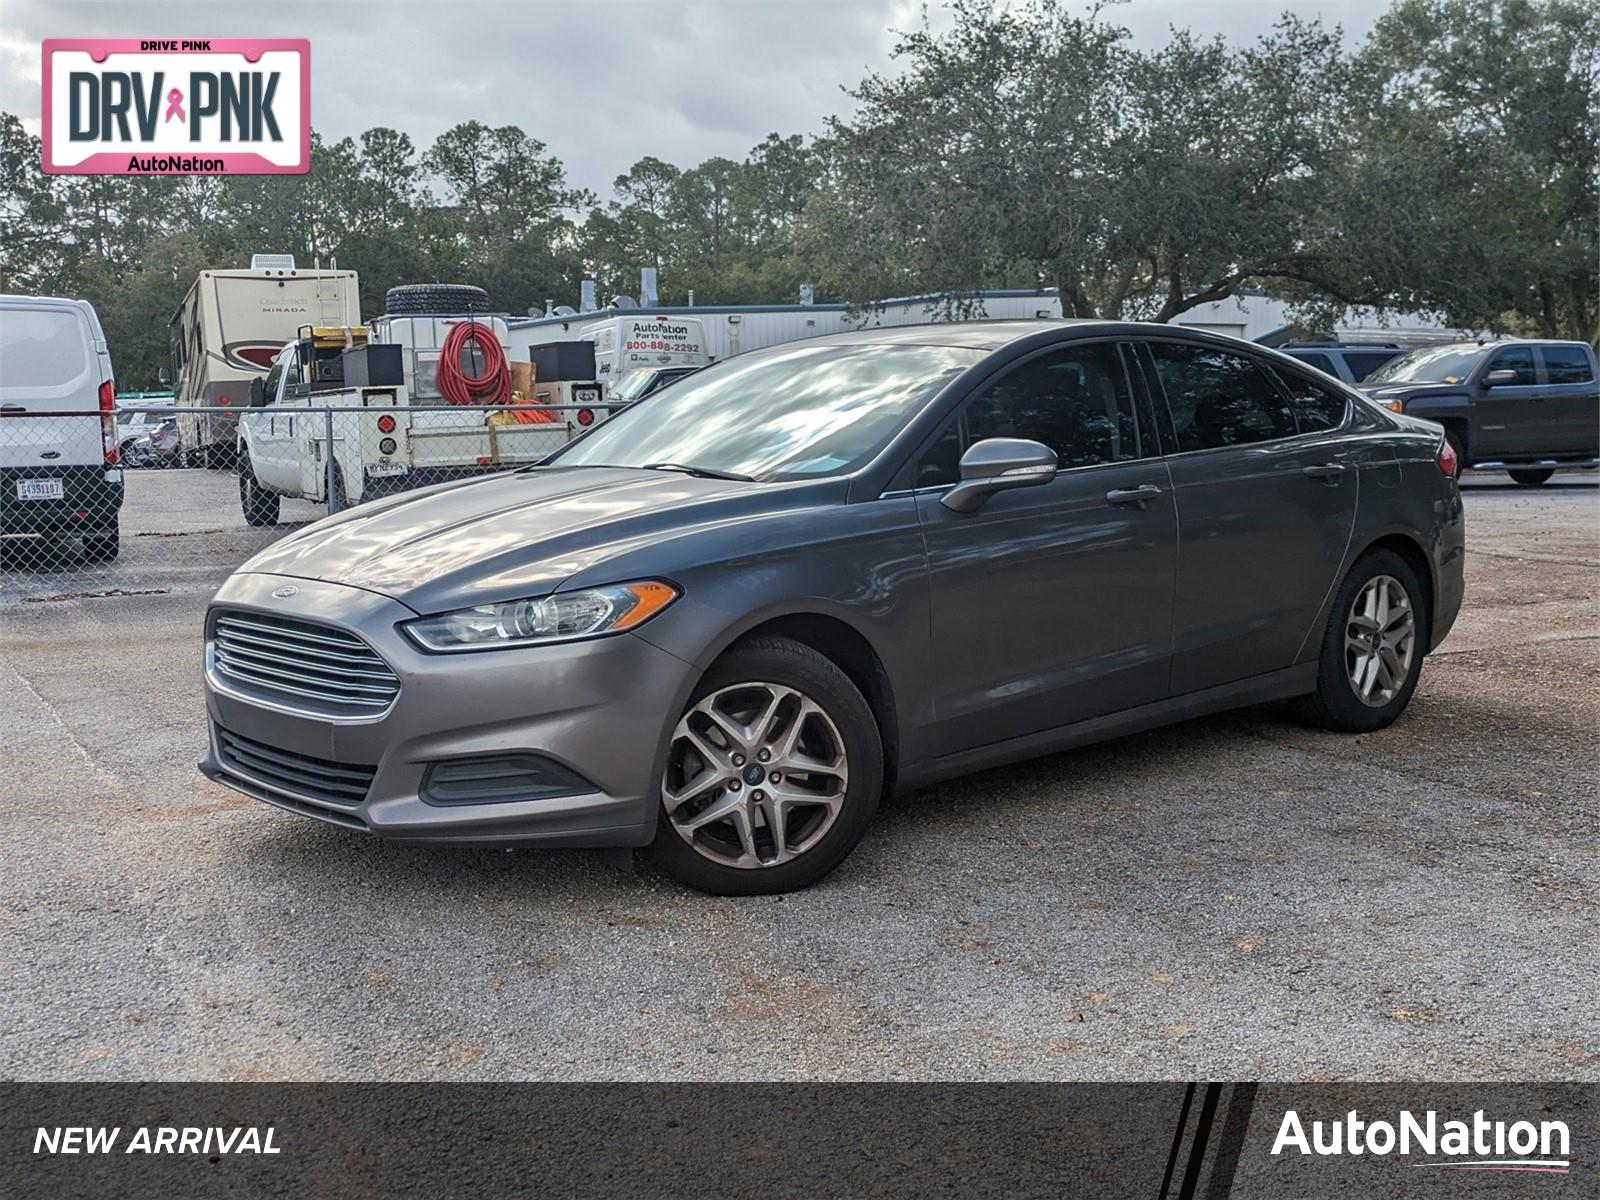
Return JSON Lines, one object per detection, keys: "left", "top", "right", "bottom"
{"left": 1358, "top": 340, "right": 1599, "bottom": 485}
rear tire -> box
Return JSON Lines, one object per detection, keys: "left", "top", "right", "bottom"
{"left": 1300, "top": 548, "right": 1426, "bottom": 733}
{"left": 83, "top": 523, "right": 119, "bottom": 563}
{"left": 239, "top": 455, "right": 280, "bottom": 527}
{"left": 647, "top": 636, "right": 883, "bottom": 895}
{"left": 1509, "top": 468, "right": 1554, "bottom": 486}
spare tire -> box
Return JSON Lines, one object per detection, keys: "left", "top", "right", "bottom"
{"left": 384, "top": 283, "right": 490, "bottom": 316}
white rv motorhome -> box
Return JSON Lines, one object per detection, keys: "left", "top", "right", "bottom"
{"left": 169, "top": 255, "right": 360, "bottom": 466}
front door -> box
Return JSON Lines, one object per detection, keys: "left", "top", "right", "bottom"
{"left": 913, "top": 340, "right": 1178, "bottom": 755}
{"left": 1139, "top": 340, "right": 1358, "bottom": 696}
{"left": 1473, "top": 344, "right": 1544, "bottom": 460}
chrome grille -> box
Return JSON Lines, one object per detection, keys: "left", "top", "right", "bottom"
{"left": 216, "top": 726, "right": 376, "bottom": 808}
{"left": 211, "top": 610, "right": 400, "bottom": 718}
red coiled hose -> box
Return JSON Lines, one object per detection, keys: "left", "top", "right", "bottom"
{"left": 437, "top": 319, "right": 510, "bottom": 406}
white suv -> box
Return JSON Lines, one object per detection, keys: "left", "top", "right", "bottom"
{"left": 0, "top": 295, "right": 123, "bottom": 562}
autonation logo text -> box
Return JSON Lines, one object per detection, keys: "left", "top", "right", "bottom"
{"left": 1273, "top": 1109, "right": 1571, "bottom": 1175}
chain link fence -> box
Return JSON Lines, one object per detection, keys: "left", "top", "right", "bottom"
{"left": 1, "top": 403, "right": 609, "bottom": 605}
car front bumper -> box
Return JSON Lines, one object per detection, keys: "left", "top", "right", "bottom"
{"left": 198, "top": 572, "right": 694, "bottom": 847}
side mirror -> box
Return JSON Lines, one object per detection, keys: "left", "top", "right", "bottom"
{"left": 158, "top": 367, "right": 171, "bottom": 386}
{"left": 249, "top": 378, "right": 267, "bottom": 407}
{"left": 941, "top": 437, "right": 1058, "bottom": 513}
{"left": 1483, "top": 368, "right": 1519, "bottom": 388}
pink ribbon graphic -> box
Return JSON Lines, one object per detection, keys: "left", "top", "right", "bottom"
{"left": 164, "top": 88, "right": 185, "bottom": 123}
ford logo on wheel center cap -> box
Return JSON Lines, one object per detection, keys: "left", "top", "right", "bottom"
{"left": 271, "top": 585, "right": 299, "bottom": 599}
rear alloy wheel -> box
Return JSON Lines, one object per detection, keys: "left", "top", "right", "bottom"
{"left": 1509, "top": 468, "right": 1554, "bottom": 487}
{"left": 1301, "top": 549, "right": 1426, "bottom": 732}
{"left": 649, "top": 637, "right": 882, "bottom": 895}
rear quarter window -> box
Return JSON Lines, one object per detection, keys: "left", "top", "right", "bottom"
{"left": 1288, "top": 351, "right": 1338, "bottom": 375}
{"left": 1342, "top": 351, "right": 1403, "bottom": 381}
{"left": 0, "top": 308, "right": 91, "bottom": 389}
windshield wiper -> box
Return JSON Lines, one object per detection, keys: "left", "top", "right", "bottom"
{"left": 639, "top": 462, "right": 755, "bottom": 482}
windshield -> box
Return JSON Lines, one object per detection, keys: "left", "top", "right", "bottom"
{"left": 610, "top": 370, "right": 661, "bottom": 403}
{"left": 1364, "top": 345, "right": 1486, "bottom": 385}
{"left": 552, "top": 343, "right": 984, "bottom": 480}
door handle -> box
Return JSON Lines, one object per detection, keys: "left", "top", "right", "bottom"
{"left": 1302, "top": 463, "right": 1346, "bottom": 481}
{"left": 1105, "top": 484, "right": 1163, "bottom": 506}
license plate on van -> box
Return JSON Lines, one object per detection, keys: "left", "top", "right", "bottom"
{"left": 16, "top": 479, "right": 64, "bottom": 501}
{"left": 369, "top": 462, "right": 408, "bottom": 478}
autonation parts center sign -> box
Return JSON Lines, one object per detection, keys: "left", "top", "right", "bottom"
{"left": 42, "top": 39, "right": 309, "bottom": 175}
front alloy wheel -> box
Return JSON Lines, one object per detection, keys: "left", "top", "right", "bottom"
{"left": 664, "top": 682, "right": 850, "bottom": 868}
{"left": 648, "top": 636, "right": 882, "bottom": 895}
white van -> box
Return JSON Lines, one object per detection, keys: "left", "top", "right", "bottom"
{"left": 0, "top": 295, "right": 123, "bottom": 562}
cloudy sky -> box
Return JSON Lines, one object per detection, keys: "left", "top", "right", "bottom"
{"left": 3, "top": 0, "right": 1391, "bottom": 198}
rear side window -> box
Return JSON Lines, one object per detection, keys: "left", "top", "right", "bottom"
{"left": 1342, "top": 351, "right": 1402, "bottom": 381}
{"left": 964, "top": 342, "right": 1143, "bottom": 469}
{"left": 1488, "top": 346, "right": 1537, "bottom": 385}
{"left": 1543, "top": 346, "right": 1595, "bottom": 384}
{"left": 0, "top": 308, "right": 90, "bottom": 389}
{"left": 1147, "top": 342, "right": 1298, "bottom": 452}
{"left": 1288, "top": 351, "right": 1337, "bottom": 375}
{"left": 1273, "top": 369, "right": 1350, "bottom": 433}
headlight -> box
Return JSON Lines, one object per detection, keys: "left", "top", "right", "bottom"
{"left": 1383, "top": 398, "right": 1405, "bottom": 413}
{"left": 403, "top": 580, "right": 679, "bottom": 652}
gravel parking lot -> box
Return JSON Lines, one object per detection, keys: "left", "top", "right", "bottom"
{"left": 2, "top": 468, "right": 1596, "bottom": 1082}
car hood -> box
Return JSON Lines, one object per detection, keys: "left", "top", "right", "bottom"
{"left": 1357, "top": 380, "right": 1471, "bottom": 399}
{"left": 237, "top": 467, "right": 831, "bottom": 613}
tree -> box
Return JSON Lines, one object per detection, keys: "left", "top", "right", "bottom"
{"left": 1303, "top": 0, "right": 1599, "bottom": 340}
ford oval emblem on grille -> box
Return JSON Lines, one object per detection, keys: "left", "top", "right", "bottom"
{"left": 271, "top": 585, "right": 299, "bottom": 599}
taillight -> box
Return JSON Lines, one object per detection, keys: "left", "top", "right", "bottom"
{"left": 1383, "top": 398, "right": 1404, "bottom": 413}
{"left": 1436, "top": 435, "right": 1459, "bottom": 478}
{"left": 577, "top": 408, "right": 595, "bottom": 427}
{"left": 377, "top": 414, "right": 396, "bottom": 433}
{"left": 99, "top": 380, "right": 118, "bottom": 465}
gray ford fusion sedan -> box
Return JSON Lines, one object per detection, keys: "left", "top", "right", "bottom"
{"left": 200, "top": 321, "right": 1465, "bottom": 894}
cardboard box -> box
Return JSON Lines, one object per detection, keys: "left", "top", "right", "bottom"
{"left": 510, "top": 360, "right": 535, "bottom": 395}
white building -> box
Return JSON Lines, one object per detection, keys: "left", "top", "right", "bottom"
{"left": 505, "top": 287, "right": 1463, "bottom": 366}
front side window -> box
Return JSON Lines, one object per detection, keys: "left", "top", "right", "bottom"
{"left": 964, "top": 343, "right": 1143, "bottom": 469}
{"left": 1488, "top": 346, "right": 1537, "bottom": 385}
{"left": 1147, "top": 343, "right": 1298, "bottom": 451}
{"left": 552, "top": 343, "right": 983, "bottom": 481}
{"left": 1541, "top": 345, "right": 1594, "bottom": 385}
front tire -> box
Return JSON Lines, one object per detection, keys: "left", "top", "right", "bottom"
{"left": 647, "top": 636, "right": 883, "bottom": 895}
{"left": 1301, "top": 549, "right": 1426, "bottom": 733}
{"left": 1509, "top": 468, "right": 1554, "bottom": 486}
{"left": 239, "top": 455, "right": 280, "bottom": 526}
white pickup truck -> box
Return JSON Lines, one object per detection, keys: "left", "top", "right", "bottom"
{"left": 234, "top": 327, "right": 571, "bottom": 526}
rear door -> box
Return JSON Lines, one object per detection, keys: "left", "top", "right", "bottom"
{"left": 0, "top": 302, "right": 109, "bottom": 528}
{"left": 0, "top": 302, "right": 103, "bottom": 468}
{"left": 1534, "top": 344, "right": 1600, "bottom": 457}
{"left": 913, "top": 339, "right": 1178, "bottom": 752}
{"left": 1137, "top": 339, "right": 1358, "bottom": 696}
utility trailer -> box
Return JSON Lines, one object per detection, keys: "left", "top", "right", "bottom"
{"left": 234, "top": 325, "right": 569, "bottom": 526}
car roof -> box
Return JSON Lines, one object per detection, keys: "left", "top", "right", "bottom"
{"left": 801, "top": 318, "right": 1275, "bottom": 351}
